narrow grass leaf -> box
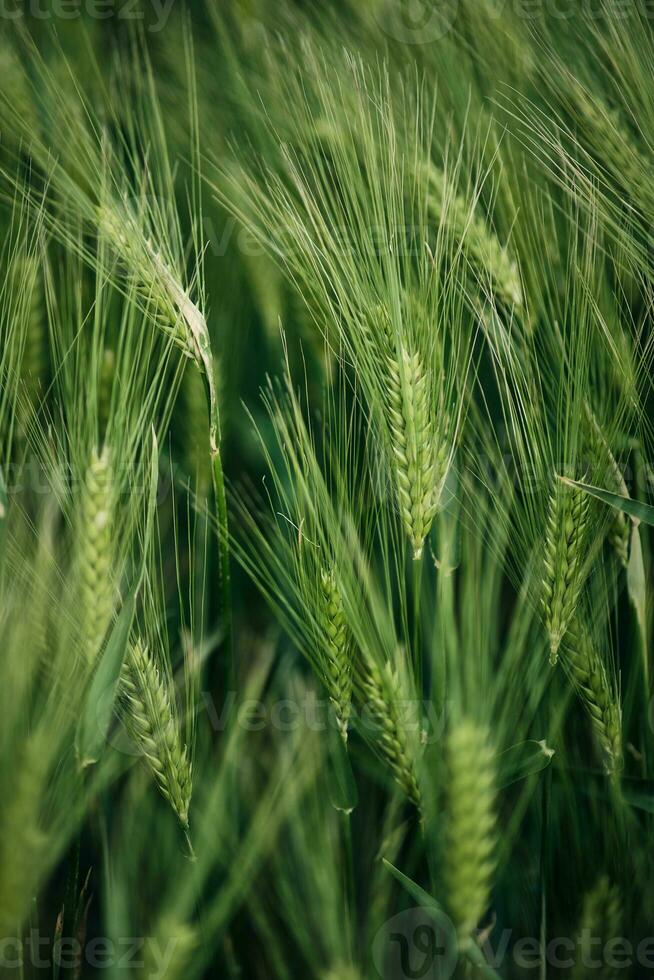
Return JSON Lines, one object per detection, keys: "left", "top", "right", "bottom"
{"left": 75, "top": 590, "right": 137, "bottom": 769}
{"left": 497, "top": 740, "right": 555, "bottom": 789}
{"left": 326, "top": 722, "right": 358, "bottom": 814}
{"left": 559, "top": 477, "right": 654, "bottom": 526}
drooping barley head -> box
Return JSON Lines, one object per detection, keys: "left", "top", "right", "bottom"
{"left": 120, "top": 639, "right": 192, "bottom": 830}
{"left": 426, "top": 164, "right": 522, "bottom": 308}
{"left": 563, "top": 621, "right": 622, "bottom": 776}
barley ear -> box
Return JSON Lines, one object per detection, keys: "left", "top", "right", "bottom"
{"left": 360, "top": 661, "right": 422, "bottom": 811}
{"left": 120, "top": 639, "right": 192, "bottom": 830}
{"left": 426, "top": 164, "right": 522, "bottom": 308}
{"left": 319, "top": 565, "right": 353, "bottom": 743}
{"left": 541, "top": 478, "right": 589, "bottom": 665}
{"left": 77, "top": 446, "right": 114, "bottom": 664}
{"left": 386, "top": 343, "right": 444, "bottom": 560}
{"left": 443, "top": 720, "right": 497, "bottom": 943}
{"left": 563, "top": 621, "right": 622, "bottom": 776}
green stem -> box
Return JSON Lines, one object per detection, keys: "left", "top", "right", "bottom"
{"left": 342, "top": 811, "right": 355, "bottom": 962}
{"left": 201, "top": 360, "right": 232, "bottom": 669}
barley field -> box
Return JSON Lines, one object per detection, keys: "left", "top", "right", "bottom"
{"left": 1, "top": 3, "right": 654, "bottom": 978}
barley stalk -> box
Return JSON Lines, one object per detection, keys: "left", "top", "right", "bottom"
{"left": 182, "top": 360, "right": 212, "bottom": 497}
{"left": 120, "top": 639, "right": 192, "bottom": 830}
{"left": 574, "top": 876, "right": 621, "bottom": 980}
{"left": 359, "top": 660, "right": 422, "bottom": 811}
{"left": 319, "top": 565, "right": 353, "bottom": 742}
{"left": 563, "top": 621, "right": 622, "bottom": 776}
{"left": 77, "top": 446, "right": 114, "bottom": 664}
{"left": 98, "top": 347, "right": 115, "bottom": 446}
{"left": 541, "top": 477, "right": 590, "bottom": 665}
{"left": 443, "top": 720, "right": 497, "bottom": 943}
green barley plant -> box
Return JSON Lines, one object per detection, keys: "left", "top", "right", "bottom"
{"left": 214, "top": 49, "right": 475, "bottom": 561}
{"left": 477, "top": 219, "right": 637, "bottom": 665}
{"left": 0, "top": 26, "right": 232, "bottom": 645}
{"left": 0, "top": 6, "right": 653, "bottom": 976}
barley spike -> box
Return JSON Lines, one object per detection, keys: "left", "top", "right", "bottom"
{"left": 120, "top": 639, "right": 192, "bottom": 830}
{"left": 541, "top": 478, "right": 590, "bottom": 665}
{"left": 443, "top": 720, "right": 497, "bottom": 943}
{"left": 386, "top": 343, "right": 444, "bottom": 560}
{"left": 319, "top": 565, "right": 353, "bottom": 742}
{"left": 563, "top": 621, "right": 622, "bottom": 776}
{"left": 360, "top": 661, "right": 422, "bottom": 810}
{"left": 77, "top": 446, "right": 114, "bottom": 663}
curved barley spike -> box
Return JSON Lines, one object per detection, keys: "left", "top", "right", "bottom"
{"left": 426, "top": 164, "right": 522, "bottom": 308}
{"left": 359, "top": 661, "right": 422, "bottom": 811}
{"left": 77, "top": 446, "right": 114, "bottom": 664}
{"left": 541, "top": 478, "right": 589, "bottom": 665}
{"left": 563, "top": 621, "right": 622, "bottom": 777}
{"left": 386, "top": 343, "right": 445, "bottom": 560}
{"left": 120, "top": 639, "right": 192, "bottom": 830}
{"left": 574, "top": 876, "right": 621, "bottom": 980}
{"left": 319, "top": 565, "right": 353, "bottom": 743}
{"left": 443, "top": 721, "right": 497, "bottom": 944}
